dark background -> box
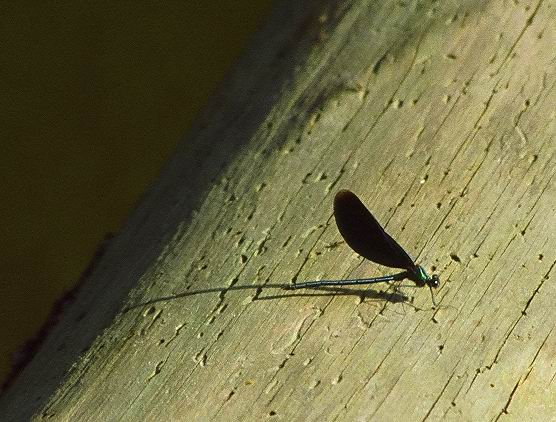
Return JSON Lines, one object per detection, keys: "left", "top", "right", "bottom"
{"left": 1, "top": 2, "right": 272, "bottom": 383}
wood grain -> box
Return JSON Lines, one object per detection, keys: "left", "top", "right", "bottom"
{"left": 1, "top": 0, "right": 554, "bottom": 420}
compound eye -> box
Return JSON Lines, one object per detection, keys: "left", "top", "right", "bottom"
{"left": 430, "top": 274, "right": 440, "bottom": 288}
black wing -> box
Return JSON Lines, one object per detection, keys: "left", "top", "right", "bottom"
{"left": 333, "top": 190, "right": 416, "bottom": 271}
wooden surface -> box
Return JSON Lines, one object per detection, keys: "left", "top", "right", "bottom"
{"left": 1, "top": 0, "right": 555, "bottom": 420}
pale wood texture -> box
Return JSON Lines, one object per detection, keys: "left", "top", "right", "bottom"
{"left": 2, "top": 0, "right": 555, "bottom": 420}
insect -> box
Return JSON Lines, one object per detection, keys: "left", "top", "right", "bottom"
{"left": 289, "top": 189, "right": 439, "bottom": 293}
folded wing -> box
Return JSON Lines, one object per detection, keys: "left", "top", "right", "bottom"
{"left": 333, "top": 190, "right": 416, "bottom": 271}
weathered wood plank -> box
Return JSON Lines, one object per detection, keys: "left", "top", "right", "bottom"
{"left": 1, "top": 0, "right": 554, "bottom": 420}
